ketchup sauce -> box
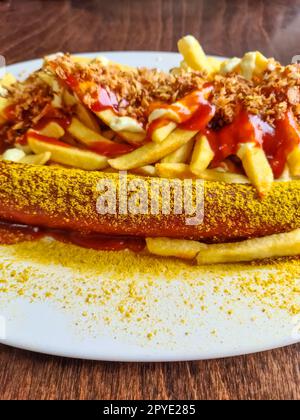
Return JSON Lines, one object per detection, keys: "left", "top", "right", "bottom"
{"left": 0, "top": 220, "right": 146, "bottom": 252}
{"left": 89, "top": 141, "right": 136, "bottom": 157}
{"left": 147, "top": 87, "right": 216, "bottom": 138}
{"left": 263, "top": 111, "right": 300, "bottom": 178}
{"left": 27, "top": 131, "right": 72, "bottom": 148}
{"left": 3, "top": 72, "right": 300, "bottom": 179}
{"left": 204, "top": 110, "right": 300, "bottom": 177}
{"left": 34, "top": 116, "right": 71, "bottom": 131}
{"left": 147, "top": 118, "right": 171, "bottom": 139}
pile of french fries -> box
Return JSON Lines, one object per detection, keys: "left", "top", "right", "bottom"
{"left": 0, "top": 35, "right": 296, "bottom": 192}
{"left": 1, "top": 35, "right": 300, "bottom": 265}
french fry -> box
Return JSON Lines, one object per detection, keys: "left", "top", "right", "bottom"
{"left": 130, "top": 165, "right": 157, "bottom": 177}
{"left": 38, "top": 121, "right": 65, "bottom": 138}
{"left": 207, "top": 57, "right": 222, "bottom": 74}
{"left": 156, "top": 163, "right": 250, "bottom": 183}
{"left": 0, "top": 73, "right": 16, "bottom": 89}
{"left": 0, "top": 79, "right": 11, "bottom": 123}
{"left": 108, "top": 129, "right": 198, "bottom": 170}
{"left": 37, "top": 70, "right": 54, "bottom": 86}
{"left": 63, "top": 89, "right": 100, "bottom": 132}
{"left": 198, "top": 169, "right": 250, "bottom": 184}
{"left": 190, "top": 134, "right": 214, "bottom": 175}
{"left": 254, "top": 51, "right": 269, "bottom": 74}
{"left": 117, "top": 130, "right": 146, "bottom": 144}
{"left": 150, "top": 86, "right": 214, "bottom": 143}
{"left": 238, "top": 144, "right": 274, "bottom": 196}
{"left": 240, "top": 52, "right": 269, "bottom": 80}
{"left": 240, "top": 52, "right": 256, "bottom": 80}
{"left": 146, "top": 237, "right": 206, "bottom": 260}
{"left": 71, "top": 55, "right": 137, "bottom": 72}
{"left": 0, "top": 96, "right": 8, "bottom": 111}
{"left": 63, "top": 89, "right": 78, "bottom": 106}
{"left": 37, "top": 71, "right": 63, "bottom": 109}
{"left": 220, "top": 57, "right": 241, "bottom": 75}
{"left": 156, "top": 163, "right": 194, "bottom": 179}
{"left": 149, "top": 108, "right": 179, "bottom": 123}
{"left": 70, "top": 55, "right": 93, "bottom": 64}
{"left": 151, "top": 121, "right": 177, "bottom": 143}
{"left": 27, "top": 135, "right": 108, "bottom": 170}
{"left": 67, "top": 117, "right": 109, "bottom": 146}
{"left": 51, "top": 94, "right": 62, "bottom": 108}
{"left": 92, "top": 109, "right": 146, "bottom": 143}
{"left": 20, "top": 152, "right": 51, "bottom": 166}
{"left": 61, "top": 77, "right": 146, "bottom": 143}
{"left": 161, "top": 139, "right": 194, "bottom": 163}
{"left": 177, "top": 35, "right": 212, "bottom": 73}
{"left": 0, "top": 74, "right": 16, "bottom": 116}
{"left": 0, "top": 97, "right": 9, "bottom": 124}
{"left": 67, "top": 117, "right": 135, "bottom": 156}
{"left": 76, "top": 103, "right": 100, "bottom": 132}
{"left": 38, "top": 70, "right": 63, "bottom": 97}
{"left": 196, "top": 229, "right": 300, "bottom": 265}
{"left": 288, "top": 146, "right": 300, "bottom": 176}
{"left": 2, "top": 73, "right": 16, "bottom": 87}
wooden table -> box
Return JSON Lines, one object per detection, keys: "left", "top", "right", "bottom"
{"left": 0, "top": 0, "right": 299, "bottom": 400}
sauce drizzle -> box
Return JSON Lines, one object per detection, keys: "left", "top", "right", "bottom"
{"left": 205, "top": 110, "right": 300, "bottom": 178}
{"left": 147, "top": 86, "right": 216, "bottom": 137}
{"left": 0, "top": 220, "right": 146, "bottom": 252}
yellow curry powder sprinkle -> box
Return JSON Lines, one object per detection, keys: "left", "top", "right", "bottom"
{"left": 0, "top": 239, "right": 298, "bottom": 336}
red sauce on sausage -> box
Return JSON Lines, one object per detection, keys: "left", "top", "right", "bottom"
{"left": 0, "top": 220, "right": 145, "bottom": 252}
{"left": 0, "top": 221, "right": 43, "bottom": 244}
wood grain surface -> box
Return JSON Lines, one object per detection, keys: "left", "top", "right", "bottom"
{"left": 0, "top": 0, "right": 299, "bottom": 400}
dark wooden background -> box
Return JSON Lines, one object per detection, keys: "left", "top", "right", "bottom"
{"left": 0, "top": 0, "right": 299, "bottom": 400}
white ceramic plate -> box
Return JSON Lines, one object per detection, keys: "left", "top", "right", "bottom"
{"left": 0, "top": 52, "right": 299, "bottom": 362}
